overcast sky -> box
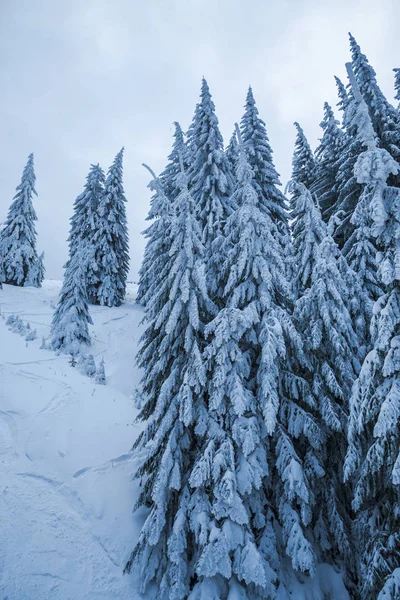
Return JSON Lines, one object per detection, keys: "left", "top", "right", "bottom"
{"left": 1, "top": 0, "right": 399, "bottom": 280}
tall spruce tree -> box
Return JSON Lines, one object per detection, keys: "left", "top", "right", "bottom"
{"left": 240, "top": 87, "right": 289, "bottom": 247}
{"left": 288, "top": 181, "right": 325, "bottom": 298}
{"left": 125, "top": 162, "right": 212, "bottom": 599}
{"left": 349, "top": 33, "right": 400, "bottom": 183}
{"left": 187, "top": 78, "right": 234, "bottom": 254}
{"left": 50, "top": 247, "right": 93, "bottom": 355}
{"left": 344, "top": 64, "right": 400, "bottom": 600}
{"left": 188, "top": 127, "right": 319, "bottom": 597}
{"left": 0, "top": 154, "right": 42, "bottom": 287}
{"left": 90, "top": 148, "right": 129, "bottom": 307}
{"left": 312, "top": 103, "right": 344, "bottom": 224}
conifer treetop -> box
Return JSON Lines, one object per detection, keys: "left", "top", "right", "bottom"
{"left": 292, "top": 122, "right": 317, "bottom": 190}
{"left": 394, "top": 68, "right": 400, "bottom": 105}
{"left": 334, "top": 75, "right": 350, "bottom": 114}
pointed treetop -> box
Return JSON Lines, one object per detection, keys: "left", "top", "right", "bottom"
{"left": 173, "top": 121, "right": 185, "bottom": 146}
{"left": 292, "top": 122, "right": 317, "bottom": 190}
{"left": 348, "top": 33, "right": 377, "bottom": 81}
{"left": 394, "top": 68, "right": 400, "bottom": 103}
{"left": 345, "top": 62, "right": 376, "bottom": 151}
{"left": 226, "top": 129, "right": 239, "bottom": 171}
{"left": 18, "top": 153, "right": 37, "bottom": 196}
{"left": 200, "top": 77, "right": 212, "bottom": 101}
{"left": 334, "top": 76, "right": 350, "bottom": 113}
{"left": 246, "top": 85, "right": 255, "bottom": 105}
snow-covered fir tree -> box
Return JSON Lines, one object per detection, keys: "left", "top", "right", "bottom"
{"left": 136, "top": 164, "right": 173, "bottom": 307}
{"left": 294, "top": 225, "right": 360, "bottom": 577}
{"left": 187, "top": 78, "right": 234, "bottom": 256}
{"left": 240, "top": 86, "right": 289, "bottom": 247}
{"left": 349, "top": 33, "right": 400, "bottom": 183}
{"left": 191, "top": 126, "right": 323, "bottom": 597}
{"left": 95, "top": 358, "right": 106, "bottom": 385}
{"left": 25, "top": 251, "right": 45, "bottom": 288}
{"left": 66, "top": 163, "right": 105, "bottom": 303}
{"left": 225, "top": 130, "right": 239, "bottom": 174}
{"left": 344, "top": 64, "right": 400, "bottom": 600}
{"left": 89, "top": 148, "right": 129, "bottom": 307}
{"left": 50, "top": 248, "right": 93, "bottom": 355}
{"left": 125, "top": 161, "right": 213, "bottom": 599}
{"left": 288, "top": 181, "right": 325, "bottom": 298}
{"left": 0, "top": 154, "right": 43, "bottom": 287}
{"left": 312, "top": 103, "right": 344, "bottom": 224}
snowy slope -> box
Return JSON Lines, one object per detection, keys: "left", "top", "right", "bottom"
{"left": 0, "top": 281, "right": 145, "bottom": 600}
{"left": 0, "top": 282, "right": 350, "bottom": 600}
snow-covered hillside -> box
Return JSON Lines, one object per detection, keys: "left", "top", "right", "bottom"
{"left": 0, "top": 281, "right": 145, "bottom": 599}
{"left": 0, "top": 282, "right": 351, "bottom": 600}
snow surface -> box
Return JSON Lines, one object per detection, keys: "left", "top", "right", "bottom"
{"left": 0, "top": 281, "right": 350, "bottom": 600}
{"left": 0, "top": 280, "right": 145, "bottom": 599}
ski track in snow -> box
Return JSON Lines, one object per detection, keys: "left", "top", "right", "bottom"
{"left": 0, "top": 281, "right": 145, "bottom": 600}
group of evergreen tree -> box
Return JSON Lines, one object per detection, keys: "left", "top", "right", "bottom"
{"left": 50, "top": 148, "right": 130, "bottom": 355}
{"left": 128, "top": 34, "right": 400, "bottom": 599}
{"left": 0, "top": 154, "right": 45, "bottom": 287}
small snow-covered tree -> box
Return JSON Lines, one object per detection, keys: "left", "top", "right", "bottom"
{"left": 240, "top": 86, "right": 289, "bottom": 247}
{"left": 344, "top": 63, "right": 400, "bottom": 600}
{"left": 125, "top": 162, "right": 212, "bottom": 599}
{"left": 312, "top": 103, "right": 344, "bottom": 224}
{"left": 78, "top": 353, "right": 96, "bottom": 378}
{"left": 0, "top": 154, "right": 42, "bottom": 287}
{"left": 50, "top": 248, "right": 93, "bottom": 355}
{"left": 95, "top": 358, "right": 106, "bottom": 385}
{"left": 90, "top": 148, "right": 129, "bottom": 307}
{"left": 288, "top": 181, "right": 325, "bottom": 297}
{"left": 25, "top": 251, "right": 45, "bottom": 288}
